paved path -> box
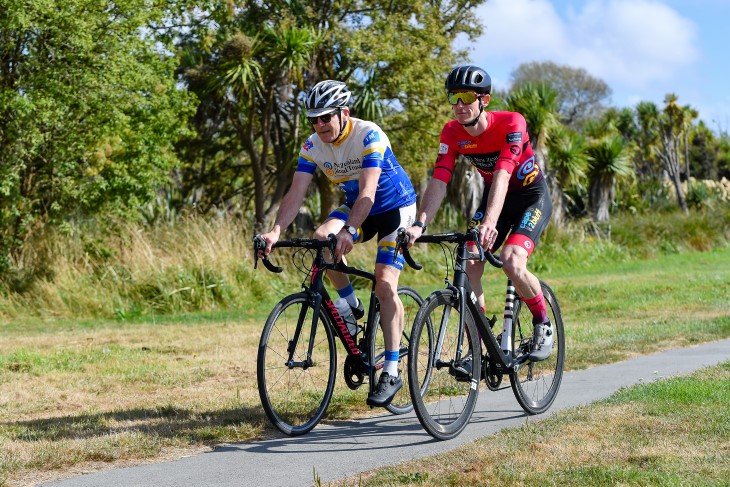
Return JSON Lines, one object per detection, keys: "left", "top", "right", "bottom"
{"left": 44, "top": 338, "right": 730, "bottom": 487}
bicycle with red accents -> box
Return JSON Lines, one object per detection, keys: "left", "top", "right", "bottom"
{"left": 396, "top": 228, "right": 565, "bottom": 440}
{"left": 253, "top": 234, "right": 427, "bottom": 436}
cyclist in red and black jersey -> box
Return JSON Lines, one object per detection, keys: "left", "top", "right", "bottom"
{"left": 405, "top": 65, "right": 554, "bottom": 361}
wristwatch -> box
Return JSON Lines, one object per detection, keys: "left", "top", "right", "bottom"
{"left": 343, "top": 225, "right": 357, "bottom": 238}
{"left": 413, "top": 220, "right": 427, "bottom": 233}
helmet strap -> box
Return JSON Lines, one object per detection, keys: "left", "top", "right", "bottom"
{"left": 331, "top": 109, "right": 346, "bottom": 143}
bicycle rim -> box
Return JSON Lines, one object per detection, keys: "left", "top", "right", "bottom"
{"left": 408, "top": 289, "right": 480, "bottom": 440}
{"left": 257, "top": 293, "right": 337, "bottom": 435}
{"left": 370, "top": 286, "right": 426, "bottom": 414}
{"left": 509, "top": 281, "right": 565, "bottom": 414}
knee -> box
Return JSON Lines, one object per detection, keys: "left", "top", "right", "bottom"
{"left": 375, "top": 280, "right": 398, "bottom": 303}
{"left": 501, "top": 253, "right": 525, "bottom": 280}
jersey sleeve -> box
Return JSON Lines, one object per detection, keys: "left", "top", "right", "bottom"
{"left": 295, "top": 138, "right": 318, "bottom": 174}
{"left": 433, "top": 125, "right": 459, "bottom": 183}
{"left": 494, "top": 113, "right": 529, "bottom": 174}
{"left": 361, "top": 128, "right": 386, "bottom": 169}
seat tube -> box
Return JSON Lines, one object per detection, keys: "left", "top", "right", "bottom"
{"left": 500, "top": 279, "right": 516, "bottom": 353}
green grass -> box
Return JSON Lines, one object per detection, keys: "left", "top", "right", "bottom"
{"left": 334, "top": 361, "right": 730, "bottom": 486}
{"left": 0, "top": 208, "right": 729, "bottom": 485}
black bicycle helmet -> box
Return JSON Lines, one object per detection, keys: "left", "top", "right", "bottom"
{"left": 305, "top": 80, "right": 352, "bottom": 117}
{"left": 445, "top": 65, "right": 492, "bottom": 95}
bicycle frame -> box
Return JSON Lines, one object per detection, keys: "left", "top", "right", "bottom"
{"left": 399, "top": 230, "right": 530, "bottom": 375}
{"left": 255, "top": 236, "right": 382, "bottom": 386}
{"left": 448, "top": 242, "right": 531, "bottom": 375}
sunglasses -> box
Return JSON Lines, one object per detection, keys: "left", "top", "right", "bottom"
{"left": 307, "top": 111, "right": 338, "bottom": 125}
{"left": 447, "top": 92, "right": 479, "bottom": 105}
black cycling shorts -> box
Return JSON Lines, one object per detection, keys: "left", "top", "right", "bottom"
{"left": 469, "top": 178, "right": 552, "bottom": 255}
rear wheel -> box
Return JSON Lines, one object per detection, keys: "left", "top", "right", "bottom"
{"left": 371, "top": 286, "right": 427, "bottom": 414}
{"left": 408, "top": 289, "right": 480, "bottom": 440}
{"left": 509, "top": 281, "right": 564, "bottom": 414}
{"left": 257, "top": 293, "right": 336, "bottom": 435}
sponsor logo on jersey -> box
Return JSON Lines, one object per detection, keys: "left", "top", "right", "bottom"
{"left": 519, "top": 208, "right": 542, "bottom": 230}
{"left": 510, "top": 145, "right": 521, "bottom": 156}
{"left": 439, "top": 143, "right": 449, "bottom": 154}
{"left": 457, "top": 140, "right": 477, "bottom": 150}
{"left": 507, "top": 132, "right": 523, "bottom": 143}
{"left": 303, "top": 139, "right": 314, "bottom": 152}
{"left": 324, "top": 161, "right": 335, "bottom": 178}
{"left": 516, "top": 156, "right": 539, "bottom": 185}
{"left": 465, "top": 153, "right": 498, "bottom": 171}
{"left": 364, "top": 130, "right": 380, "bottom": 145}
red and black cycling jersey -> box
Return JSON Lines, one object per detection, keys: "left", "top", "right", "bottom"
{"left": 433, "top": 111, "right": 543, "bottom": 192}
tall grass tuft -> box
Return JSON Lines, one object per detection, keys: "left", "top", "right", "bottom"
{"left": 0, "top": 205, "right": 728, "bottom": 321}
{"left": 0, "top": 216, "right": 266, "bottom": 320}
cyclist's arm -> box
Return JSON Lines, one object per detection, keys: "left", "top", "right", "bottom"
{"left": 261, "top": 171, "right": 313, "bottom": 254}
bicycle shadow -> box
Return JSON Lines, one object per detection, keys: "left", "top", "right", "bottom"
{"left": 215, "top": 411, "right": 430, "bottom": 455}
{"left": 216, "top": 402, "right": 529, "bottom": 456}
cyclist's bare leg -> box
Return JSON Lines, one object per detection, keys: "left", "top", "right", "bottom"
{"left": 313, "top": 218, "right": 350, "bottom": 290}
{"left": 500, "top": 244, "right": 541, "bottom": 300}
{"left": 465, "top": 249, "right": 486, "bottom": 311}
{"left": 374, "top": 263, "right": 403, "bottom": 352}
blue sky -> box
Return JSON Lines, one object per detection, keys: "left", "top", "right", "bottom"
{"left": 463, "top": 0, "right": 730, "bottom": 131}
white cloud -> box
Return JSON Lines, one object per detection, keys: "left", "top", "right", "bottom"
{"left": 469, "top": 0, "right": 699, "bottom": 92}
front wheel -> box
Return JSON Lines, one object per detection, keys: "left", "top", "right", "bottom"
{"left": 509, "top": 281, "right": 565, "bottom": 414}
{"left": 408, "top": 289, "right": 480, "bottom": 440}
{"left": 257, "top": 293, "right": 337, "bottom": 435}
{"left": 370, "top": 286, "right": 427, "bottom": 414}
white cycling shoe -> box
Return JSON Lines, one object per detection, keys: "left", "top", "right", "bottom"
{"left": 529, "top": 321, "right": 553, "bottom": 362}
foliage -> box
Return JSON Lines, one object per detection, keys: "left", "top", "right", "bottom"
{"left": 0, "top": 0, "right": 194, "bottom": 271}
{"left": 510, "top": 61, "right": 612, "bottom": 129}
{"left": 173, "top": 0, "right": 486, "bottom": 230}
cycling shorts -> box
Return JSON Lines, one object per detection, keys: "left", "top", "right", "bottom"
{"left": 328, "top": 203, "right": 416, "bottom": 270}
{"left": 469, "top": 178, "right": 552, "bottom": 256}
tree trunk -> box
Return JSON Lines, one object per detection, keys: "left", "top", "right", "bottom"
{"left": 445, "top": 156, "right": 484, "bottom": 219}
{"left": 589, "top": 176, "right": 612, "bottom": 223}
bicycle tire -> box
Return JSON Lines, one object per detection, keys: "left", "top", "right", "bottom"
{"left": 257, "top": 292, "right": 337, "bottom": 435}
{"left": 509, "top": 280, "right": 565, "bottom": 414}
{"left": 408, "top": 289, "right": 481, "bottom": 440}
{"left": 370, "top": 286, "right": 428, "bottom": 414}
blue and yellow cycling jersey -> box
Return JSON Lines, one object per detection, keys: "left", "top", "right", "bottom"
{"left": 296, "top": 117, "right": 416, "bottom": 215}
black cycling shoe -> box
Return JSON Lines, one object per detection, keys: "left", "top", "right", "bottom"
{"left": 351, "top": 299, "right": 365, "bottom": 320}
{"left": 452, "top": 356, "right": 473, "bottom": 382}
{"left": 366, "top": 372, "right": 402, "bottom": 407}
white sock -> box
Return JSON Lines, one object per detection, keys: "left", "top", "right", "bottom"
{"left": 345, "top": 295, "right": 359, "bottom": 308}
{"left": 383, "top": 360, "right": 398, "bottom": 377}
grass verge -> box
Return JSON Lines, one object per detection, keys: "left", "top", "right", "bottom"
{"left": 334, "top": 360, "right": 730, "bottom": 486}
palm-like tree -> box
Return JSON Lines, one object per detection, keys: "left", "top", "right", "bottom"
{"left": 505, "top": 82, "right": 562, "bottom": 224}
{"left": 546, "top": 126, "right": 588, "bottom": 226}
{"left": 586, "top": 134, "right": 632, "bottom": 222}
{"left": 207, "top": 23, "right": 322, "bottom": 229}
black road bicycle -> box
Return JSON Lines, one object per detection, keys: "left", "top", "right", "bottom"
{"left": 253, "top": 234, "right": 427, "bottom": 436}
{"left": 396, "top": 228, "right": 565, "bottom": 440}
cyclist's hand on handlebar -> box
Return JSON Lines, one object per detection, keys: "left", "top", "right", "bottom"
{"left": 258, "top": 228, "right": 281, "bottom": 258}
{"left": 404, "top": 225, "right": 423, "bottom": 249}
{"left": 476, "top": 221, "right": 498, "bottom": 251}
{"left": 335, "top": 228, "right": 354, "bottom": 262}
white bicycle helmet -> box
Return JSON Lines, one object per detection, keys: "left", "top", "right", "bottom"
{"left": 305, "top": 80, "right": 351, "bottom": 117}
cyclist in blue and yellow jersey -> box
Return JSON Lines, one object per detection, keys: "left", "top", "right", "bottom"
{"left": 259, "top": 80, "right": 417, "bottom": 407}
